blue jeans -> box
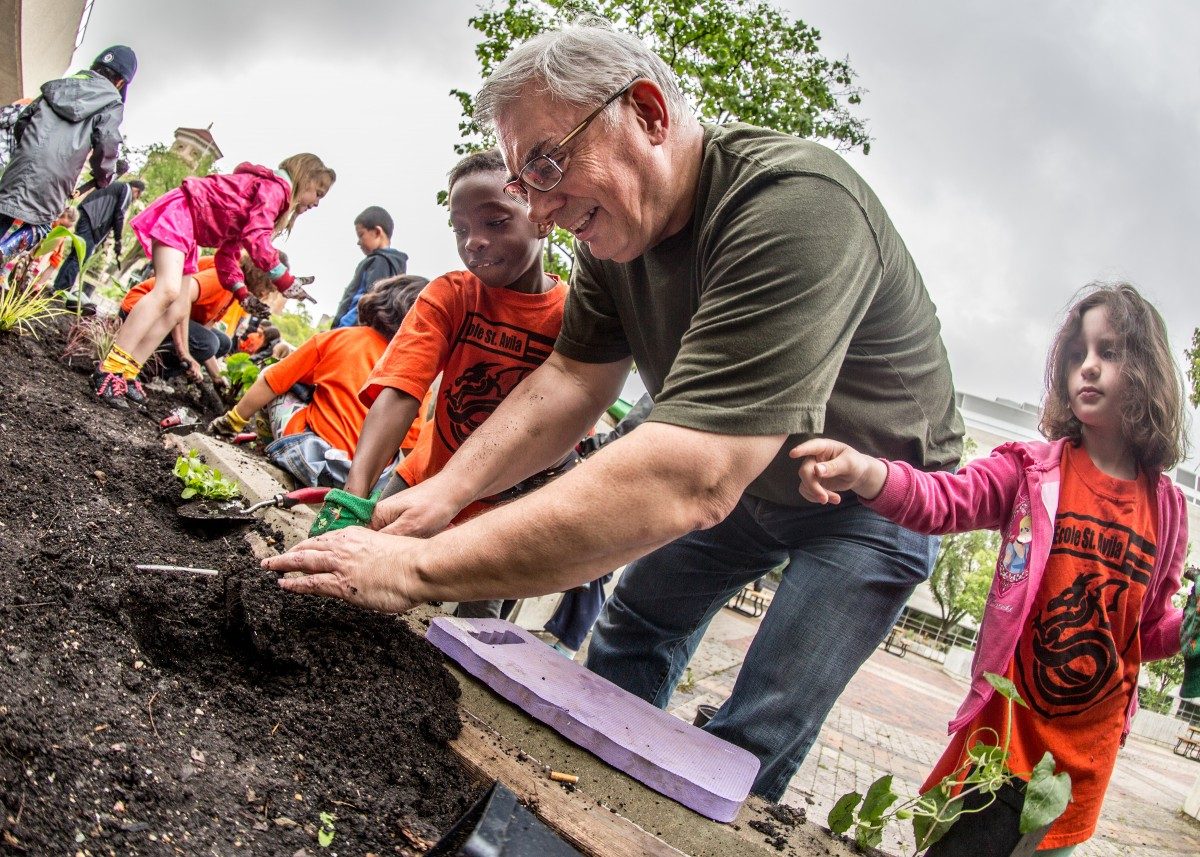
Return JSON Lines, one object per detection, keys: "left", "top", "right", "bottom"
{"left": 585, "top": 495, "right": 937, "bottom": 801}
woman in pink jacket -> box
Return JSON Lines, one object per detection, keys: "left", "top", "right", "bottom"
{"left": 792, "top": 283, "right": 1188, "bottom": 855}
{"left": 93, "top": 153, "right": 335, "bottom": 409}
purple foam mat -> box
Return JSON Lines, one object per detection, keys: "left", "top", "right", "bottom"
{"left": 426, "top": 617, "right": 759, "bottom": 822}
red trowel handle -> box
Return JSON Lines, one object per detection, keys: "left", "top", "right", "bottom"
{"left": 277, "top": 487, "right": 330, "bottom": 509}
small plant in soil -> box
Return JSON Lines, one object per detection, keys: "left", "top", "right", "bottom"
{"left": 317, "top": 811, "right": 337, "bottom": 847}
{"left": 827, "top": 672, "right": 1071, "bottom": 853}
{"left": 173, "top": 449, "right": 242, "bottom": 500}
{"left": 61, "top": 314, "right": 123, "bottom": 363}
{"left": 0, "top": 280, "right": 69, "bottom": 336}
{"left": 222, "top": 351, "right": 261, "bottom": 396}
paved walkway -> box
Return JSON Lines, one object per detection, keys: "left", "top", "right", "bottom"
{"left": 657, "top": 603, "right": 1200, "bottom": 857}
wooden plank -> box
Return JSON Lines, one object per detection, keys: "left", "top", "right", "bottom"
{"left": 450, "top": 716, "right": 686, "bottom": 857}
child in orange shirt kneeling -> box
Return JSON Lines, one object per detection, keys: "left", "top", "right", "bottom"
{"left": 208, "top": 274, "right": 428, "bottom": 490}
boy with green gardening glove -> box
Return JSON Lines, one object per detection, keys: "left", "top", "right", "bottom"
{"left": 309, "top": 149, "right": 578, "bottom": 620}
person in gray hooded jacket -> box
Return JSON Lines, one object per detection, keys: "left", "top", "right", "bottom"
{"left": 0, "top": 46, "right": 136, "bottom": 262}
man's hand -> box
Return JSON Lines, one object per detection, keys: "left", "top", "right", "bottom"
{"left": 788, "top": 438, "right": 888, "bottom": 504}
{"left": 372, "top": 479, "right": 463, "bottom": 536}
{"left": 266, "top": 528, "right": 423, "bottom": 614}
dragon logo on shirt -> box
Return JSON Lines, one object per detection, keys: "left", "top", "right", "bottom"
{"left": 1023, "top": 571, "right": 1127, "bottom": 718}
{"left": 443, "top": 361, "right": 531, "bottom": 446}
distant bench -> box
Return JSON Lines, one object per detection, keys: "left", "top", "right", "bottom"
{"left": 1174, "top": 727, "right": 1200, "bottom": 761}
{"left": 883, "top": 629, "right": 909, "bottom": 658}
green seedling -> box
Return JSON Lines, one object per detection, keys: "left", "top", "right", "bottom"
{"left": 827, "top": 672, "right": 1071, "bottom": 853}
{"left": 0, "top": 280, "right": 69, "bottom": 337}
{"left": 173, "top": 450, "right": 241, "bottom": 501}
{"left": 317, "top": 811, "right": 336, "bottom": 848}
{"left": 221, "top": 352, "right": 260, "bottom": 397}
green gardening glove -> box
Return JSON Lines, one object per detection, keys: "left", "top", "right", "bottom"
{"left": 1182, "top": 578, "right": 1200, "bottom": 698}
{"left": 309, "top": 489, "right": 378, "bottom": 538}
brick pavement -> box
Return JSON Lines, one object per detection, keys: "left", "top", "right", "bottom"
{"left": 661, "top": 605, "right": 1200, "bottom": 856}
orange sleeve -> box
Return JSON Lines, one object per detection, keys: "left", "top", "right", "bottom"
{"left": 360, "top": 273, "right": 458, "bottom": 406}
{"left": 261, "top": 332, "right": 326, "bottom": 395}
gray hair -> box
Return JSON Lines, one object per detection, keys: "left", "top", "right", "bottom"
{"left": 474, "top": 15, "right": 691, "bottom": 133}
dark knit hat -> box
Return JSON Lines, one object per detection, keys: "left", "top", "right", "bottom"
{"left": 93, "top": 46, "right": 138, "bottom": 86}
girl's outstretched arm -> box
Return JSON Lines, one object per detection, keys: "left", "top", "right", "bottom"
{"left": 789, "top": 438, "right": 887, "bottom": 503}
{"left": 793, "top": 437, "right": 1025, "bottom": 536}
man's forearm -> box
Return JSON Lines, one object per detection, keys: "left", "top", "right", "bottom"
{"left": 343, "top": 389, "right": 419, "bottom": 497}
{"left": 408, "top": 423, "right": 784, "bottom": 604}
{"left": 432, "top": 353, "right": 630, "bottom": 510}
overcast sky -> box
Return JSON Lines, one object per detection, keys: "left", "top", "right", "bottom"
{"left": 72, "top": 1, "right": 1200, "bottom": 456}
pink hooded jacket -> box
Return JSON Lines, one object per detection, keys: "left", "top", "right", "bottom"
{"left": 865, "top": 438, "right": 1187, "bottom": 739}
{"left": 180, "top": 162, "right": 291, "bottom": 291}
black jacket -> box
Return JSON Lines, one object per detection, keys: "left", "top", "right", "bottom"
{"left": 0, "top": 71, "right": 123, "bottom": 224}
{"left": 79, "top": 181, "right": 133, "bottom": 255}
{"left": 332, "top": 247, "right": 408, "bottom": 328}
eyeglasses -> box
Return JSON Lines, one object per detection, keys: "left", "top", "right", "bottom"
{"left": 504, "top": 78, "right": 638, "bottom": 205}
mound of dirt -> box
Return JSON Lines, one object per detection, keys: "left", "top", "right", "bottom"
{"left": 0, "top": 326, "right": 480, "bottom": 854}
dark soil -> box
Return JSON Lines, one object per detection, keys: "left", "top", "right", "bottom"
{"left": 0, "top": 325, "right": 481, "bottom": 854}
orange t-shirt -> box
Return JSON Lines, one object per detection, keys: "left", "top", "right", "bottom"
{"left": 240, "top": 330, "right": 265, "bottom": 354}
{"left": 925, "top": 442, "right": 1157, "bottom": 848}
{"left": 262, "top": 326, "right": 410, "bottom": 455}
{"left": 121, "top": 256, "right": 233, "bottom": 326}
{"left": 361, "top": 270, "right": 566, "bottom": 519}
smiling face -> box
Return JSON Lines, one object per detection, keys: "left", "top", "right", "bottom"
{"left": 495, "top": 81, "right": 682, "bottom": 263}
{"left": 448, "top": 169, "right": 546, "bottom": 292}
{"left": 1065, "top": 305, "right": 1127, "bottom": 437}
{"left": 293, "top": 177, "right": 330, "bottom": 216}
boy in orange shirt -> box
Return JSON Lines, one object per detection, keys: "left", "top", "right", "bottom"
{"left": 208, "top": 274, "right": 428, "bottom": 489}
{"left": 313, "top": 149, "right": 573, "bottom": 619}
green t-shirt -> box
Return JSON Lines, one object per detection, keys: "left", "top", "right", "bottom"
{"left": 557, "top": 123, "right": 963, "bottom": 506}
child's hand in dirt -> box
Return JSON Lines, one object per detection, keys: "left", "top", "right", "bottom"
{"left": 267, "top": 527, "right": 423, "bottom": 614}
{"left": 185, "top": 358, "right": 205, "bottom": 384}
{"left": 372, "top": 479, "right": 461, "bottom": 537}
{"left": 788, "top": 438, "right": 888, "bottom": 504}
{"left": 309, "top": 489, "right": 376, "bottom": 537}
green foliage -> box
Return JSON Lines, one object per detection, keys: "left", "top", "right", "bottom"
{"left": 0, "top": 280, "right": 69, "bottom": 337}
{"left": 222, "top": 352, "right": 260, "bottom": 397}
{"left": 317, "top": 811, "right": 336, "bottom": 848}
{"left": 450, "top": 0, "right": 871, "bottom": 276}
{"left": 116, "top": 143, "right": 217, "bottom": 271}
{"left": 172, "top": 450, "right": 241, "bottom": 501}
{"left": 929, "top": 529, "right": 999, "bottom": 635}
{"left": 828, "top": 672, "right": 1071, "bottom": 851}
{"left": 1187, "top": 327, "right": 1199, "bottom": 409}
{"left": 61, "top": 315, "right": 122, "bottom": 363}
{"left": 273, "top": 302, "right": 327, "bottom": 347}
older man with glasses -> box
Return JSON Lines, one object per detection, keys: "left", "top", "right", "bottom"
{"left": 268, "top": 17, "right": 963, "bottom": 802}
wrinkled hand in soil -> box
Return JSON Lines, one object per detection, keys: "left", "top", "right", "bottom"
{"left": 185, "top": 358, "right": 205, "bottom": 383}
{"left": 266, "top": 527, "right": 422, "bottom": 614}
{"left": 309, "top": 488, "right": 377, "bottom": 537}
{"left": 372, "top": 479, "right": 461, "bottom": 537}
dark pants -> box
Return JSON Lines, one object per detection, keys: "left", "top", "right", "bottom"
{"left": 158, "top": 322, "right": 231, "bottom": 367}
{"left": 52, "top": 212, "right": 98, "bottom": 295}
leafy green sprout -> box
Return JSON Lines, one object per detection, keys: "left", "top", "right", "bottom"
{"left": 317, "top": 811, "right": 336, "bottom": 848}
{"left": 221, "top": 352, "right": 260, "bottom": 397}
{"left": 172, "top": 450, "right": 242, "bottom": 501}
{"left": 827, "top": 672, "right": 1071, "bottom": 853}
